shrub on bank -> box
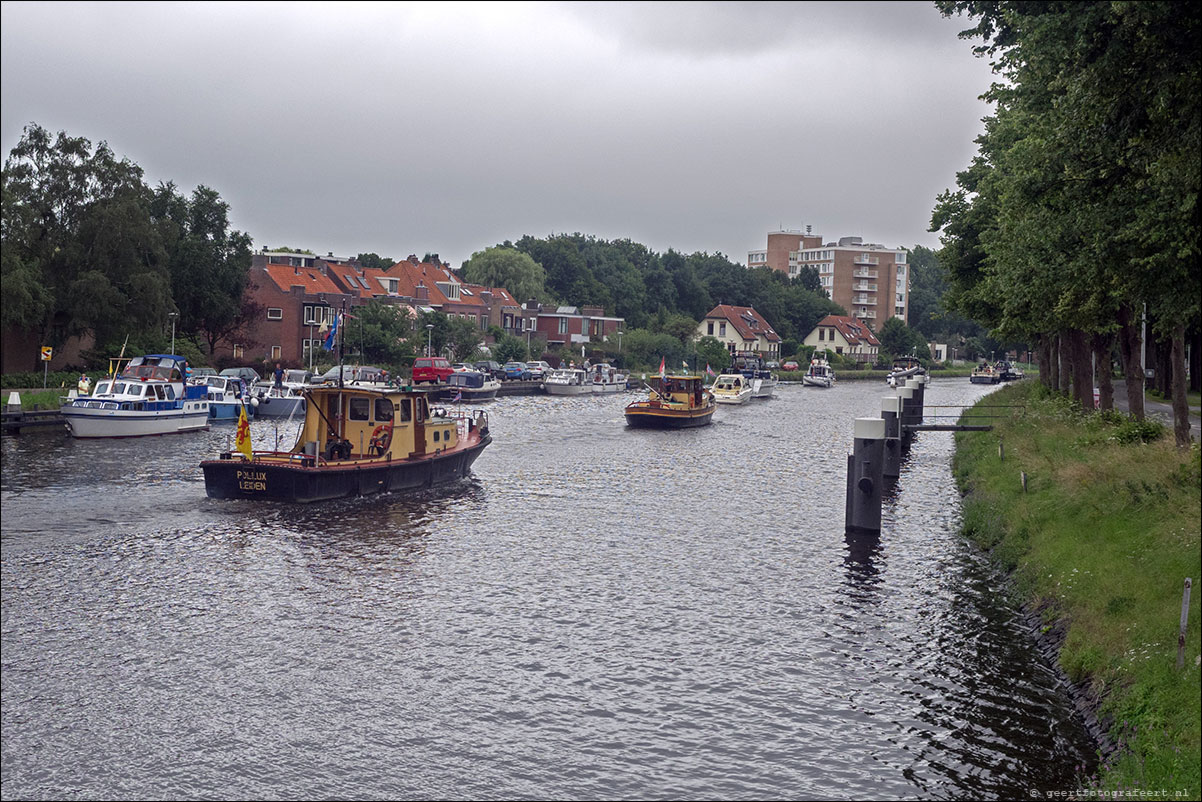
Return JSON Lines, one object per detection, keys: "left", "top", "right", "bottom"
{"left": 953, "top": 381, "right": 1200, "bottom": 799}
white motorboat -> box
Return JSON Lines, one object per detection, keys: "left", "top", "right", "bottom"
{"left": 544, "top": 368, "right": 591, "bottom": 396}
{"left": 60, "top": 354, "right": 211, "bottom": 438}
{"left": 587, "top": 363, "right": 628, "bottom": 394}
{"left": 200, "top": 375, "right": 255, "bottom": 421}
{"left": 731, "top": 352, "right": 777, "bottom": 398}
{"left": 710, "top": 373, "right": 754, "bottom": 404}
{"left": 252, "top": 382, "right": 307, "bottom": 418}
{"left": 803, "top": 357, "right": 836, "bottom": 388}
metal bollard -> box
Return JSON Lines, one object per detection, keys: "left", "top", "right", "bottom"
{"left": 845, "top": 417, "right": 886, "bottom": 534}
{"left": 882, "top": 396, "right": 901, "bottom": 479}
{"left": 905, "top": 378, "right": 924, "bottom": 428}
{"left": 5, "top": 391, "right": 21, "bottom": 413}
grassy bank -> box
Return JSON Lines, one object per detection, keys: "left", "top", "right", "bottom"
{"left": 953, "top": 381, "right": 1200, "bottom": 799}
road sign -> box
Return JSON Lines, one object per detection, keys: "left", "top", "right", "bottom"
{"left": 40, "top": 346, "right": 53, "bottom": 361}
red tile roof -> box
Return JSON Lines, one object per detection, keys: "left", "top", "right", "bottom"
{"left": 262, "top": 263, "right": 344, "bottom": 296}
{"left": 816, "top": 315, "right": 880, "bottom": 347}
{"left": 704, "top": 305, "right": 781, "bottom": 343}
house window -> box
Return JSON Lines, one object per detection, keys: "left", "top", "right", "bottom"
{"left": 233, "top": 344, "right": 244, "bottom": 359}
{"left": 271, "top": 346, "right": 282, "bottom": 360}
{"left": 719, "top": 322, "right": 726, "bottom": 336}
{"left": 559, "top": 318, "right": 568, "bottom": 334}
{"left": 818, "top": 329, "right": 825, "bottom": 341}
{"left": 267, "top": 308, "right": 283, "bottom": 320}
{"left": 707, "top": 322, "right": 714, "bottom": 335}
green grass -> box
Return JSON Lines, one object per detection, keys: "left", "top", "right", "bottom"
{"left": 4, "top": 388, "right": 67, "bottom": 410}
{"left": 954, "top": 381, "right": 1200, "bottom": 800}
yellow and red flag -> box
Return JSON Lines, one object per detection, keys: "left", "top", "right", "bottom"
{"left": 235, "top": 404, "right": 253, "bottom": 460}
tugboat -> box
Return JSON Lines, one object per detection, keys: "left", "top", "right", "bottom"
{"left": 624, "top": 374, "right": 716, "bottom": 428}
{"left": 201, "top": 383, "right": 491, "bottom": 503}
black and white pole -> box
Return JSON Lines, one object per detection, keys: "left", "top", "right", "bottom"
{"left": 882, "top": 396, "right": 902, "bottom": 479}
{"left": 845, "top": 417, "right": 886, "bottom": 534}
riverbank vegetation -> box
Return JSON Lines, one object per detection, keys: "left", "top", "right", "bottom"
{"left": 932, "top": 2, "right": 1200, "bottom": 446}
{"left": 955, "top": 381, "right": 1200, "bottom": 798}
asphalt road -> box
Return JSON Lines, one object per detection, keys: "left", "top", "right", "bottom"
{"left": 1111, "top": 379, "right": 1200, "bottom": 441}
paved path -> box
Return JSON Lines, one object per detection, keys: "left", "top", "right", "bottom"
{"left": 1111, "top": 379, "right": 1200, "bottom": 441}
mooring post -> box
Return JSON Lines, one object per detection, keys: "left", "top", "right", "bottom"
{"left": 5, "top": 391, "right": 20, "bottom": 413}
{"left": 906, "top": 378, "right": 924, "bottom": 428}
{"left": 845, "top": 417, "right": 886, "bottom": 534}
{"left": 897, "top": 385, "right": 915, "bottom": 446}
{"left": 882, "top": 396, "right": 901, "bottom": 479}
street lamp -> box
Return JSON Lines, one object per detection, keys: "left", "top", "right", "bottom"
{"left": 168, "top": 312, "right": 178, "bottom": 355}
{"left": 617, "top": 330, "right": 624, "bottom": 353}
{"left": 426, "top": 324, "right": 434, "bottom": 358}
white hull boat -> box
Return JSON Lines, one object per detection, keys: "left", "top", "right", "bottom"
{"left": 61, "top": 354, "right": 211, "bottom": 438}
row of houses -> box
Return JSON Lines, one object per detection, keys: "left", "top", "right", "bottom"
{"left": 229, "top": 250, "right": 626, "bottom": 365}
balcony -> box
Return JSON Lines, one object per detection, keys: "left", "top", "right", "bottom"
{"left": 854, "top": 255, "right": 879, "bottom": 266}
{"left": 857, "top": 309, "right": 877, "bottom": 319}
{"left": 853, "top": 269, "right": 878, "bottom": 279}
{"left": 853, "top": 283, "right": 877, "bottom": 292}
{"left": 853, "top": 295, "right": 874, "bottom": 305}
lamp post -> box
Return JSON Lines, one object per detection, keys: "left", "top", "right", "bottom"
{"left": 617, "top": 330, "right": 623, "bottom": 353}
{"left": 168, "top": 312, "right": 178, "bottom": 355}
{"left": 426, "top": 324, "right": 434, "bottom": 358}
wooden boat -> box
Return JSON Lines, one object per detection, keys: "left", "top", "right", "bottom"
{"left": 201, "top": 383, "right": 491, "bottom": 503}
{"left": 710, "top": 373, "right": 754, "bottom": 405}
{"left": 60, "top": 354, "right": 210, "bottom": 438}
{"left": 624, "top": 375, "right": 715, "bottom": 429}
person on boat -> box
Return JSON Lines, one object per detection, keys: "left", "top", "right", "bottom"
{"left": 77, "top": 374, "right": 91, "bottom": 395}
{"left": 273, "top": 362, "right": 285, "bottom": 390}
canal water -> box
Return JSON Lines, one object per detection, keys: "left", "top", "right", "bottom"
{"left": 1, "top": 379, "right": 1095, "bottom": 800}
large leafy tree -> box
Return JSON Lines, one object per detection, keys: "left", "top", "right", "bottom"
{"left": 2, "top": 123, "right": 167, "bottom": 350}
{"left": 153, "top": 183, "right": 254, "bottom": 356}
{"left": 461, "top": 245, "right": 546, "bottom": 302}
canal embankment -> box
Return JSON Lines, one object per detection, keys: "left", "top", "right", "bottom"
{"left": 953, "top": 380, "right": 1201, "bottom": 799}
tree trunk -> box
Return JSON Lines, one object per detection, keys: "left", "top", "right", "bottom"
{"left": 1171, "top": 324, "right": 1191, "bottom": 447}
{"left": 1092, "top": 332, "right": 1114, "bottom": 411}
{"left": 1059, "top": 333, "right": 1073, "bottom": 396}
{"left": 1039, "top": 335, "right": 1054, "bottom": 391}
{"left": 1117, "top": 303, "right": 1145, "bottom": 420}
{"left": 1069, "top": 329, "right": 1094, "bottom": 412}
{"left": 1050, "top": 334, "right": 1062, "bottom": 394}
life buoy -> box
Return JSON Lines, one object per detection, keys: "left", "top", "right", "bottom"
{"left": 370, "top": 421, "right": 393, "bottom": 454}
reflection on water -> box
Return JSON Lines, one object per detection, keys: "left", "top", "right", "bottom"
{"left": 1, "top": 381, "right": 1095, "bottom": 800}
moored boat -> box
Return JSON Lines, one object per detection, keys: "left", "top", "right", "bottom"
{"left": 200, "top": 375, "right": 255, "bottom": 421}
{"left": 970, "top": 362, "right": 1001, "bottom": 384}
{"left": 710, "top": 373, "right": 754, "bottom": 405}
{"left": 201, "top": 383, "right": 491, "bottom": 503}
{"left": 587, "top": 362, "right": 628, "bottom": 394}
{"left": 544, "top": 368, "right": 591, "bottom": 396}
{"left": 60, "top": 354, "right": 210, "bottom": 438}
{"left": 624, "top": 374, "right": 715, "bottom": 429}
{"left": 802, "top": 357, "right": 836, "bottom": 388}
{"left": 251, "top": 383, "right": 307, "bottom": 418}
{"left": 435, "top": 370, "right": 500, "bottom": 402}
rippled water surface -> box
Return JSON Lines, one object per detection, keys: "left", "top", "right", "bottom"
{"left": 1, "top": 380, "right": 1095, "bottom": 800}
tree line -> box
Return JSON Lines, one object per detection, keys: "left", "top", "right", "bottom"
{"left": 931, "top": 1, "right": 1200, "bottom": 446}
{"left": 2, "top": 123, "right": 255, "bottom": 366}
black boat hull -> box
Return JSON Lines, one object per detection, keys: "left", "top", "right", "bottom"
{"left": 202, "top": 436, "right": 491, "bottom": 503}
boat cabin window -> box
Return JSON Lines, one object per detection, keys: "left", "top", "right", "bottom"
{"left": 374, "top": 398, "right": 393, "bottom": 422}
{"left": 397, "top": 399, "right": 412, "bottom": 423}
{"left": 415, "top": 396, "right": 427, "bottom": 422}
{"left": 95, "top": 381, "right": 111, "bottom": 395}
{"left": 348, "top": 397, "right": 371, "bottom": 421}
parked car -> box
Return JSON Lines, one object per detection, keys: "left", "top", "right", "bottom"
{"left": 450, "top": 363, "right": 474, "bottom": 373}
{"left": 318, "top": 365, "right": 386, "bottom": 386}
{"left": 474, "top": 361, "right": 505, "bottom": 380}
{"left": 412, "top": 356, "right": 454, "bottom": 384}
{"left": 526, "top": 360, "right": 551, "bottom": 380}
{"left": 219, "top": 367, "right": 261, "bottom": 385}
{"left": 781, "top": 360, "right": 800, "bottom": 371}
{"left": 502, "top": 361, "right": 531, "bottom": 381}
{"left": 189, "top": 366, "right": 218, "bottom": 381}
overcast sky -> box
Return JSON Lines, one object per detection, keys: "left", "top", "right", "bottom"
{"left": 2, "top": 1, "right": 996, "bottom": 267}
